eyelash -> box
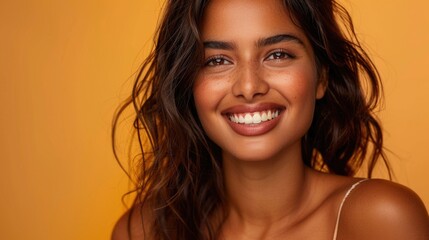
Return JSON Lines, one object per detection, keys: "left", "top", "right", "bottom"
{"left": 204, "top": 49, "right": 295, "bottom": 66}
{"left": 205, "top": 55, "right": 232, "bottom": 66}
{"left": 265, "top": 49, "right": 295, "bottom": 61}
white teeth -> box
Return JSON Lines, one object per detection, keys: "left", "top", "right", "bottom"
{"left": 252, "top": 113, "right": 261, "bottom": 123}
{"left": 238, "top": 115, "right": 245, "bottom": 123}
{"left": 261, "top": 112, "right": 268, "bottom": 121}
{"left": 244, "top": 114, "right": 252, "bottom": 124}
{"left": 229, "top": 110, "right": 280, "bottom": 125}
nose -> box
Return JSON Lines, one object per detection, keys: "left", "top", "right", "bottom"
{"left": 232, "top": 64, "right": 269, "bottom": 101}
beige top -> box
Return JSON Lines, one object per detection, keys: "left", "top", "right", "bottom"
{"left": 332, "top": 179, "right": 369, "bottom": 240}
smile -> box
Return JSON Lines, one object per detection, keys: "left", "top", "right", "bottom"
{"left": 228, "top": 110, "right": 280, "bottom": 125}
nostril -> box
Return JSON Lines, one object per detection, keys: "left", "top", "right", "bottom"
{"left": 231, "top": 72, "right": 269, "bottom": 100}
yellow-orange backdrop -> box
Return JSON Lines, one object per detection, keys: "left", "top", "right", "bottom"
{"left": 0, "top": 0, "right": 428, "bottom": 239}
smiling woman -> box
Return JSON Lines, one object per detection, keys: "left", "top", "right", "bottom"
{"left": 194, "top": 1, "right": 323, "bottom": 162}
{"left": 111, "top": 0, "right": 429, "bottom": 239}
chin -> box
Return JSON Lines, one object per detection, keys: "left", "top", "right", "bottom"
{"left": 222, "top": 146, "right": 286, "bottom": 163}
{"left": 220, "top": 137, "right": 303, "bottom": 164}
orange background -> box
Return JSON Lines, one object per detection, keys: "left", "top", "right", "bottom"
{"left": 0, "top": 0, "right": 428, "bottom": 239}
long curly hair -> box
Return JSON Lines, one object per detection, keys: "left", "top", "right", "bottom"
{"left": 112, "top": 0, "right": 390, "bottom": 239}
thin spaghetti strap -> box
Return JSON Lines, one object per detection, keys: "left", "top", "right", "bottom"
{"left": 332, "top": 179, "right": 369, "bottom": 240}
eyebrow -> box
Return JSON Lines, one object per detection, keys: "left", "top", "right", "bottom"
{"left": 257, "top": 34, "right": 304, "bottom": 47}
{"left": 203, "top": 34, "right": 304, "bottom": 50}
{"left": 203, "top": 41, "right": 235, "bottom": 50}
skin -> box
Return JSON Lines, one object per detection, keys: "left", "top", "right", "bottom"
{"left": 112, "top": 0, "right": 429, "bottom": 239}
{"left": 194, "top": 0, "right": 325, "bottom": 164}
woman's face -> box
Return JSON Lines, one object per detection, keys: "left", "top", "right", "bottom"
{"left": 193, "top": 0, "right": 326, "bottom": 162}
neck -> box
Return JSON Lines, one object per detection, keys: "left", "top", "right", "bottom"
{"left": 222, "top": 146, "right": 314, "bottom": 227}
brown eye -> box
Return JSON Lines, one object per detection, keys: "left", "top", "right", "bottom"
{"left": 265, "top": 50, "right": 294, "bottom": 61}
{"left": 205, "top": 56, "right": 232, "bottom": 66}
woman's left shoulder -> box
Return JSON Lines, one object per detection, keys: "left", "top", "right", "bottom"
{"left": 340, "top": 178, "right": 429, "bottom": 239}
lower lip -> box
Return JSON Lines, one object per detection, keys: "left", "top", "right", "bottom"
{"left": 225, "top": 112, "right": 283, "bottom": 136}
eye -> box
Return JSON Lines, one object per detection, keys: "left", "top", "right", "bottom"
{"left": 205, "top": 55, "right": 233, "bottom": 66}
{"left": 265, "top": 50, "right": 294, "bottom": 61}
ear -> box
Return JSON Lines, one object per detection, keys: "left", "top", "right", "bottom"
{"left": 316, "top": 67, "right": 328, "bottom": 99}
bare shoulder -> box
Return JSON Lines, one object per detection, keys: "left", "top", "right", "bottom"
{"left": 111, "top": 204, "right": 151, "bottom": 240}
{"left": 339, "top": 179, "right": 429, "bottom": 240}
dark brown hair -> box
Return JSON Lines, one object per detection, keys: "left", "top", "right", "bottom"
{"left": 112, "top": 0, "right": 390, "bottom": 239}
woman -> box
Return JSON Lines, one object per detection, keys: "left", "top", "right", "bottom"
{"left": 112, "top": 0, "right": 429, "bottom": 239}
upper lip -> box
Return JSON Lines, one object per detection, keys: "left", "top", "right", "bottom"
{"left": 221, "top": 103, "right": 285, "bottom": 115}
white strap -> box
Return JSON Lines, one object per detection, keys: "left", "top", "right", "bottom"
{"left": 332, "top": 179, "right": 369, "bottom": 240}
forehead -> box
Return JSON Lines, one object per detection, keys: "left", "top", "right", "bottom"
{"left": 200, "top": 0, "right": 306, "bottom": 41}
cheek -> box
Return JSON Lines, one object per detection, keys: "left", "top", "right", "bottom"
{"left": 193, "top": 76, "right": 222, "bottom": 124}
{"left": 193, "top": 83, "right": 220, "bottom": 145}
{"left": 291, "top": 79, "right": 317, "bottom": 102}
{"left": 193, "top": 79, "right": 211, "bottom": 113}
{"left": 268, "top": 68, "right": 318, "bottom": 102}
{"left": 193, "top": 85, "right": 208, "bottom": 114}
{"left": 193, "top": 74, "right": 230, "bottom": 111}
